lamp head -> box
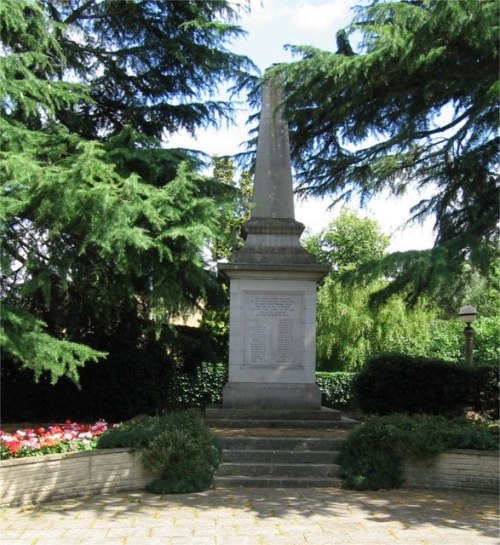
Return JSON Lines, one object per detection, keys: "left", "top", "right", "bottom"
{"left": 458, "top": 305, "right": 478, "bottom": 324}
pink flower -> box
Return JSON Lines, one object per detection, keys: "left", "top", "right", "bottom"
{"left": 1, "top": 420, "right": 110, "bottom": 459}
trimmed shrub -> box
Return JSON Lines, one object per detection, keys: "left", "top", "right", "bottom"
{"left": 142, "top": 412, "right": 220, "bottom": 494}
{"left": 98, "top": 411, "right": 220, "bottom": 494}
{"left": 338, "top": 414, "right": 499, "bottom": 490}
{"left": 354, "top": 353, "right": 499, "bottom": 416}
{"left": 169, "top": 363, "right": 227, "bottom": 409}
{"left": 316, "top": 372, "right": 356, "bottom": 409}
{"left": 170, "top": 366, "right": 359, "bottom": 411}
{"left": 97, "top": 415, "right": 166, "bottom": 449}
{"left": 171, "top": 367, "right": 359, "bottom": 411}
{"left": 0, "top": 344, "right": 177, "bottom": 423}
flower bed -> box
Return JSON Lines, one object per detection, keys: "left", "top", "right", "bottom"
{"left": 0, "top": 421, "right": 108, "bottom": 459}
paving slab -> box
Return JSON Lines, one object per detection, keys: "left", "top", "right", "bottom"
{"left": 0, "top": 487, "right": 498, "bottom": 545}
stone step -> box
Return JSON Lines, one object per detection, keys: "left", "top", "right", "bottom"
{"left": 212, "top": 475, "right": 343, "bottom": 488}
{"left": 215, "top": 462, "right": 341, "bottom": 478}
{"left": 206, "top": 406, "right": 356, "bottom": 488}
{"left": 221, "top": 448, "right": 339, "bottom": 464}
{"left": 207, "top": 418, "right": 356, "bottom": 429}
{"left": 205, "top": 406, "right": 342, "bottom": 421}
{"left": 217, "top": 435, "right": 345, "bottom": 451}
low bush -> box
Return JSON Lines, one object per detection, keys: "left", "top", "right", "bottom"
{"left": 316, "top": 372, "right": 356, "bottom": 409}
{"left": 338, "top": 414, "right": 499, "bottom": 491}
{"left": 97, "top": 415, "right": 166, "bottom": 449}
{"left": 354, "top": 353, "right": 499, "bottom": 417}
{"left": 97, "top": 410, "right": 220, "bottom": 494}
{"left": 142, "top": 412, "right": 220, "bottom": 494}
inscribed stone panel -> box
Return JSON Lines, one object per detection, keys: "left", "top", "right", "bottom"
{"left": 243, "top": 292, "right": 303, "bottom": 367}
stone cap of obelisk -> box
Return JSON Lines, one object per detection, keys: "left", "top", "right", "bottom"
{"left": 219, "top": 74, "right": 329, "bottom": 274}
{"left": 251, "top": 73, "right": 295, "bottom": 219}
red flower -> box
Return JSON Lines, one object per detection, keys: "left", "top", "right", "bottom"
{"left": 7, "top": 441, "right": 21, "bottom": 454}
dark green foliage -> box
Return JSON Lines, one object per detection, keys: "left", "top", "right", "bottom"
{"left": 273, "top": 0, "right": 499, "bottom": 299}
{"left": 170, "top": 363, "right": 228, "bottom": 410}
{"left": 99, "top": 411, "right": 220, "bottom": 494}
{"left": 1, "top": 0, "right": 255, "bottom": 381}
{"left": 97, "top": 415, "right": 167, "bottom": 450}
{"left": 0, "top": 343, "right": 178, "bottom": 423}
{"left": 45, "top": 0, "right": 254, "bottom": 140}
{"left": 354, "top": 354, "right": 499, "bottom": 417}
{"left": 338, "top": 414, "right": 499, "bottom": 490}
{"left": 0, "top": 357, "right": 227, "bottom": 423}
{"left": 316, "top": 372, "right": 356, "bottom": 409}
{"left": 143, "top": 412, "right": 220, "bottom": 494}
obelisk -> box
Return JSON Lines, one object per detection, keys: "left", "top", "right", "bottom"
{"left": 218, "top": 74, "right": 328, "bottom": 409}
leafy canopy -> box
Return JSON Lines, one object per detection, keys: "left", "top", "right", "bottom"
{"left": 273, "top": 0, "right": 499, "bottom": 300}
{"left": 40, "top": 0, "right": 255, "bottom": 140}
{"left": 0, "top": 0, "right": 254, "bottom": 382}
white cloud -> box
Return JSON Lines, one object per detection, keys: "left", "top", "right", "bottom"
{"left": 166, "top": 0, "right": 436, "bottom": 254}
{"left": 246, "top": 0, "right": 293, "bottom": 24}
{"left": 295, "top": 190, "right": 436, "bottom": 253}
{"left": 292, "top": 1, "right": 353, "bottom": 33}
{"left": 165, "top": 110, "right": 250, "bottom": 158}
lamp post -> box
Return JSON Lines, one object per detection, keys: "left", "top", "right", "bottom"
{"left": 458, "top": 305, "right": 478, "bottom": 365}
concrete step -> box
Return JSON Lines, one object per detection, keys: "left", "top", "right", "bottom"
{"left": 216, "top": 462, "right": 341, "bottom": 478}
{"left": 218, "top": 435, "right": 345, "bottom": 451}
{"left": 205, "top": 406, "right": 342, "bottom": 421}
{"left": 207, "top": 418, "right": 356, "bottom": 429}
{"left": 221, "top": 448, "right": 339, "bottom": 464}
{"left": 212, "top": 475, "right": 343, "bottom": 488}
{"left": 206, "top": 406, "right": 356, "bottom": 488}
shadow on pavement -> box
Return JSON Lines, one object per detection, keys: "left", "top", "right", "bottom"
{"left": 10, "top": 487, "right": 498, "bottom": 539}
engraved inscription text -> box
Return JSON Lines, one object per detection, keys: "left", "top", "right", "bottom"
{"left": 244, "top": 293, "right": 302, "bottom": 366}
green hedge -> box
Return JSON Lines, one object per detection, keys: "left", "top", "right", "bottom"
{"left": 169, "top": 363, "right": 228, "bottom": 409}
{"left": 170, "top": 366, "right": 356, "bottom": 411}
{"left": 354, "top": 353, "right": 499, "bottom": 417}
{"left": 316, "top": 372, "right": 356, "bottom": 409}
{"left": 338, "top": 414, "right": 499, "bottom": 490}
{"left": 0, "top": 344, "right": 178, "bottom": 423}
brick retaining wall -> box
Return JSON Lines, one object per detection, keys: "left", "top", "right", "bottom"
{"left": 403, "top": 449, "right": 498, "bottom": 494}
{"left": 0, "top": 448, "right": 156, "bottom": 507}
{"left": 1, "top": 448, "right": 497, "bottom": 507}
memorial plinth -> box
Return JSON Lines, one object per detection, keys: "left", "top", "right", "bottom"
{"left": 218, "top": 76, "right": 328, "bottom": 409}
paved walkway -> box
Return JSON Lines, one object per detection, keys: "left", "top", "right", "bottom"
{"left": 1, "top": 487, "right": 498, "bottom": 545}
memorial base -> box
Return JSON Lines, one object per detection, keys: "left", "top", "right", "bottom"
{"left": 222, "top": 382, "right": 321, "bottom": 409}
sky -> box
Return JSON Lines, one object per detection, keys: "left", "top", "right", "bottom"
{"left": 169, "top": 0, "right": 436, "bottom": 252}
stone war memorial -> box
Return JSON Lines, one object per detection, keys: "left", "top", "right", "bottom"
{"left": 218, "top": 75, "right": 329, "bottom": 409}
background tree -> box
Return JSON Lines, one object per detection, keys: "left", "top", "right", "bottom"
{"left": 197, "top": 157, "right": 253, "bottom": 364}
{"left": 0, "top": 0, "right": 255, "bottom": 382}
{"left": 307, "top": 210, "right": 500, "bottom": 371}
{"left": 209, "top": 157, "right": 253, "bottom": 263}
{"left": 305, "top": 210, "right": 437, "bottom": 371}
{"left": 304, "top": 209, "right": 389, "bottom": 271}
{"left": 274, "top": 0, "right": 499, "bottom": 302}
